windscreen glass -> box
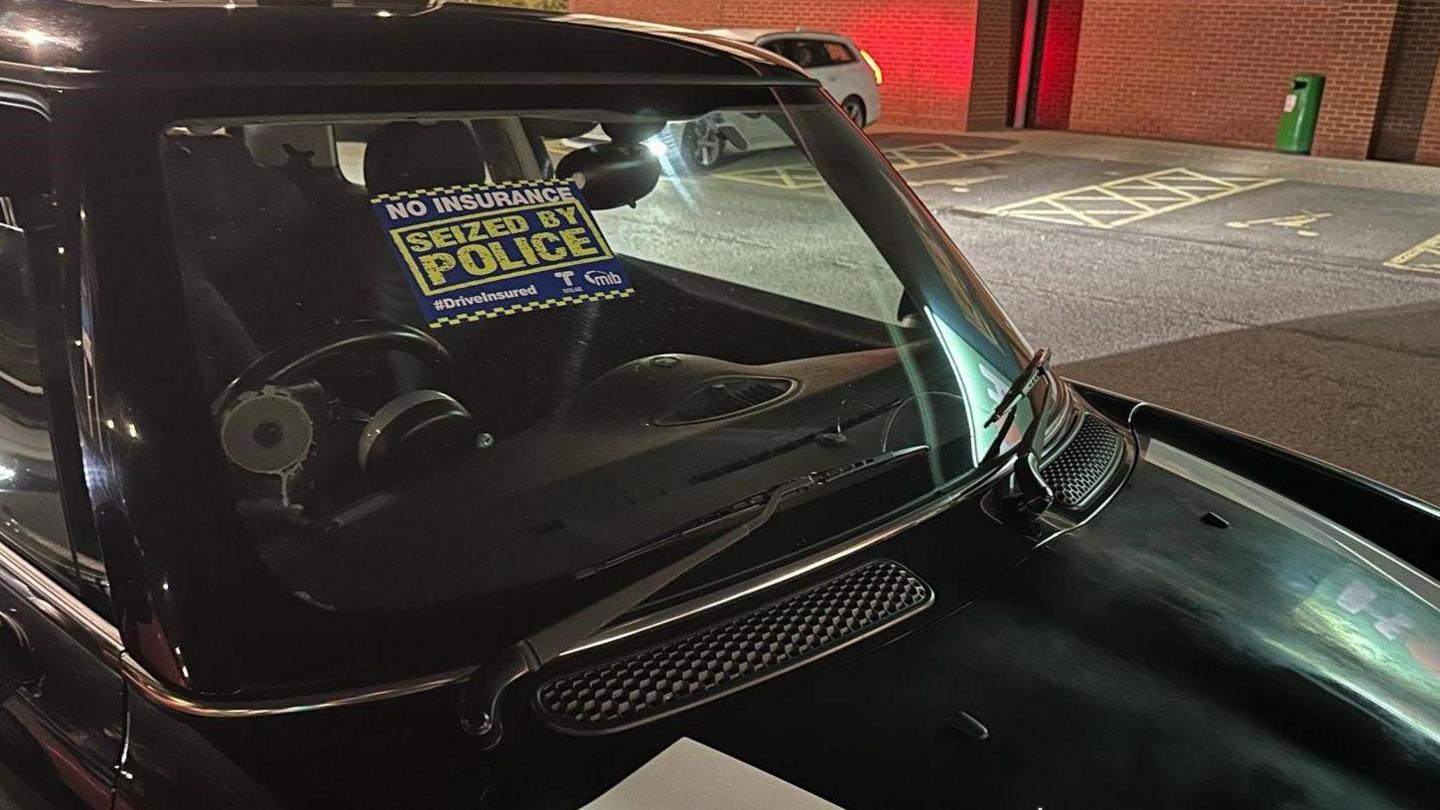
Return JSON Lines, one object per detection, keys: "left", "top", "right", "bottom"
{"left": 158, "top": 87, "right": 1032, "bottom": 680}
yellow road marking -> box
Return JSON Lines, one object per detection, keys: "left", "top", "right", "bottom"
{"left": 712, "top": 143, "right": 1015, "bottom": 190}
{"left": 1226, "top": 211, "right": 1330, "bottom": 237}
{"left": 990, "top": 168, "right": 1284, "bottom": 229}
{"left": 907, "top": 174, "right": 1007, "bottom": 193}
{"left": 1384, "top": 234, "right": 1440, "bottom": 274}
{"left": 883, "top": 143, "right": 1017, "bottom": 171}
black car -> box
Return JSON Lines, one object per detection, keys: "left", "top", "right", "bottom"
{"left": 0, "top": 2, "right": 1437, "bottom": 807}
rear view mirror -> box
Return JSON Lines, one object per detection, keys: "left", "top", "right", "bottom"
{"left": 555, "top": 144, "right": 660, "bottom": 210}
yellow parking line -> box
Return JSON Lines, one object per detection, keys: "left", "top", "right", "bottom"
{"left": 1093, "top": 185, "right": 1157, "bottom": 213}
{"left": 1040, "top": 198, "right": 1111, "bottom": 229}
{"left": 882, "top": 143, "right": 1016, "bottom": 171}
{"left": 712, "top": 143, "right": 1015, "bottom": 190}
{"left": 1383, "top": 234, "right": 1440, "bottom": 274}
{"left": 990, "top": 167, "right": 1283, "bottom": 229}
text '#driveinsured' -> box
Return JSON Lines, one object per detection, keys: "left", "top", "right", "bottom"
{"left": 370, "top": 178, "right": 634, "bottom": 328}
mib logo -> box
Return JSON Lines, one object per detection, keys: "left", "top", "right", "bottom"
{"left": 584, "top": 270, "right": 625, "bottom": 287}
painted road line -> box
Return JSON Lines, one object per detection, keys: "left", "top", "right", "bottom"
{"left": 1383, "top": 234, "right": 1440, "bottom": 274}
{"left": 1226, "top": 211, "right": 1330, "bottom": 238}
{"left": 907, "top": 174, "right": 1007, "bottom": 193}
{"left": 883, "top": 143, "right": 1017, "bottom": 171}
{"left": 990, "top": 168, "right": 1284, "bottom": 229}
{"left": 712, "top": 144, "right": 1015, "bottom": 191}
{"left": 712, "top": 163, "right": 826, "bottom": 190}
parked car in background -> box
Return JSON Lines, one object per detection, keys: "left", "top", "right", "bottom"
{"left": 679, "top": 28, "right": 882, "bottom": 170}
{"left": 713, "top": 29, "right": 882, "bottom": 128}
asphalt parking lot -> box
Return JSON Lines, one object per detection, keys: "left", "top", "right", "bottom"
{"left": 892, "top": 129, "right": 1440, "bottom": 503}
{"left": 644, "top": 128, "right": 1440, "bottom": 503}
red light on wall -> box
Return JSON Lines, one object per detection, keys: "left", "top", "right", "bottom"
{"left": 859, "top": 48, "right": 883, "bottom": 86}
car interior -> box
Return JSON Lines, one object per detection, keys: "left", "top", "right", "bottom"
{"left": 159, "top": 114, "right": 972, "bottom": 617}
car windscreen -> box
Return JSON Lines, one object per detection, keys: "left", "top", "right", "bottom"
{"left": 156, "top": 84, "right": 1033, "bottom": 685}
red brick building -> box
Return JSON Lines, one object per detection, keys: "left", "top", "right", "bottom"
{"left": 569, "top": 0, "right": 1440, "bottom": 163}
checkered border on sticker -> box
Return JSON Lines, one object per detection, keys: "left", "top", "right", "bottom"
{"left": 370, "top": 179, "right": 549, "bottom": 203}
{"left": 428, "top": 288, "right": 634, "bottom": 328}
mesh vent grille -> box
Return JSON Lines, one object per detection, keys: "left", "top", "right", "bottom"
{"left": 1042, "top": 414, "right": 1123, "bottom": 509}
{"left": 536, "top": 560, "right": 931, "bottom": 733}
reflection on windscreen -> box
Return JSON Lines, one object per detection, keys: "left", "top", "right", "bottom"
{"left": 160, "top": 102, "right": 1013, "bottom": 621}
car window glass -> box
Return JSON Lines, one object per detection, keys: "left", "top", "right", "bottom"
{"left": 151, "top": 88, "right": 1032, "bottom": 688}
{"left": 769, "top": 39, "right": 832, "bottom": 69}
{"left": 0, "top": 106, "right": 102, "bottom": 598}
{"left": 823, "top": 42, "right": 856, "bottom": 64}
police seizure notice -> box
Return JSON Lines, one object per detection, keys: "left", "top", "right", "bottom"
{"left": 371, "top": 178, "right": 633, "bottom": 328}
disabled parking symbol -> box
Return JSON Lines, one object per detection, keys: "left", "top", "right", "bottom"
{"left": 1226, "top": 210, "right": 1330, "bottom": 237}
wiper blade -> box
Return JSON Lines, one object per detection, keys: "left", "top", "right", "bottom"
{"left": 459, "top": 472, "right": 815, "bottom": 747}
{"left": 577, "top": 444, "right": 931, "bottom": 579}
{"left": 983, "top": 348, "right": 1051, "bottom": 428}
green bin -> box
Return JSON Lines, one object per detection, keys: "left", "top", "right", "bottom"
{"left": 1276, "top": 73, "right": 1325, "bottom": 154}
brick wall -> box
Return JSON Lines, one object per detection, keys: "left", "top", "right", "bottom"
{"left": 571, "top": 0, "right": 1015, "bottom": 131}
{"left": 1033, "top": 0, "right": 1084, "bottom": 128}
{"left": 1069, "top": 0, "right": 1400, "bottom": 159}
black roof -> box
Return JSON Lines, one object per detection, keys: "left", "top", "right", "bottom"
{"left": 0, "top": 0, "right": 808, "bottom": 86}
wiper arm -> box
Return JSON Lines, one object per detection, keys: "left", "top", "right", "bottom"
{"left": 459, "top": 473, "right": 816, "bottom": 748}
{"left": 577, "top": 444, "right": 931, "bottom": 579}
{"left": 990, "top": 359, "right": 1056, "bottom": 525}
{"left": 983, "top": 348, "right": 1050, "bottom": 429}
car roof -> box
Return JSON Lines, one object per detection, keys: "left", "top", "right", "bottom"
{"left": 0, "top": 0, "right": 811, "bottom": 88}
{"left": 705, "top": 28, "right": 854, "bottom": 45}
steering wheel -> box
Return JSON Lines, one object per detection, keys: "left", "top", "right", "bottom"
{"left": 213, "top": 320, "right": 474, "bottom": 485}
{"left": 211, "top": 320, "right": 452, "bottom": 417}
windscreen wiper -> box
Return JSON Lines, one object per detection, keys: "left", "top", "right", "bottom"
{"left": 576, "top": 444, "right": 931, "bottom": 579}
{"left": 983, "top": 348, "right": 1051, "bottom": 430}
{"left": 979, "top": 348, "right": 1056, "bottom": 524}
{"left": 459, "top": 473, "right": 813, "bottom": 747}
{"left": 457, "top": 446, "right": 929, "bottom": 748}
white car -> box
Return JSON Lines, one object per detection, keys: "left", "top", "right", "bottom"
{"left": 680, "top": 28, "right": 883, "bottom": 170}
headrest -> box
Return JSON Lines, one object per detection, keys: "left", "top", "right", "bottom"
{"left": 162, "top": 134, "right": 309, "bottom": 260}
{"left": 363, "top": 122, "right": 487, "bottom": 194}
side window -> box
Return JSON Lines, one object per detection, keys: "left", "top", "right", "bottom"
{"left": 823, "top": 42, "right": 857, "bottom": 64}
{"left": 0, "top": 104, "right": 103, "bottom": 599}
{"left": 766, "top": 39, "right": 833, "bottom": 70}
{"left": 761, "top": 39, "right": 789, "bottom": 58}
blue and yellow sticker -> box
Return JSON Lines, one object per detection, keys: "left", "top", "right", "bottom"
{"left": 370, "top": 178, "right": 633, "bottom": 328}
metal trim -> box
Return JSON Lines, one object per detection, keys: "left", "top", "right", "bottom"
{"left": 0, "top": 535, "right": 121, "bottom": 656}
{"left": 121, "top": 654, "right": 477, "bottom": 719}
{"left": 122, "top": 461, "right": 1012, "bottom": 718}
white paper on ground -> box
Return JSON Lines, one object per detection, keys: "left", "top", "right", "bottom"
{"left": 580, "top": 737, "right": 843, "bottom": 810}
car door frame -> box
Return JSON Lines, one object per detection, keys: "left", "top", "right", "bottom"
{"left": 0, "top": 86, "right": 127, "bottom": 809}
